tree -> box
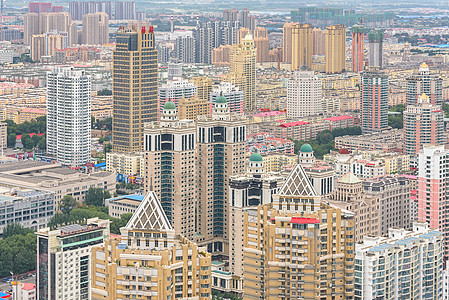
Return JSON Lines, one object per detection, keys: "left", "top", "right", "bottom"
{"left": 110, "top": 213, "right": 132, "bottom": 234}
{"left": 37, "top": 137, "right": 46, "bottom": 150}
{"left": 2, "top": 223, "right": 33, "bottom": 238}
{"left": 97, "top": 89, "right": 112, "bottom": 96}
{"left": 59, "top": 195, "right": 78, "bottom": 214}
{"left": 104, "top": 190, "right": 111, "bottom": 199}
{"left": 0, "top": 233, "right": 36, "bottom": 277}
{"left": 85, "top": 187, "right": 106, "bottom": 206}
{"left": 7, "top": 133, "right": 16, "bottom": 148}
{"left": 21, "top": 133, "right": 34, "bottom": 149}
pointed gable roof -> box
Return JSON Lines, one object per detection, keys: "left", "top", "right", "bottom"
{"left": 125, "top": 192, "right": 173, "bottom": 231}
{"left": 338, "top": 172, "right": 361, "bottom": 184}
{"left": 278, "top": 164, "right": 317, "bottom": 197}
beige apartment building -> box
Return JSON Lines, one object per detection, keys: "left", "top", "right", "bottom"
{"left": 325, "top": 24, "right": 346, "bottom": 74}
{"left": 291, "top": 23, "right": 313, "bottom": 70}
{"left": 282, "top": 22, "right": 294, "bottom": 64}
{"left": 243, "top": 164, "right": 355, "bottom": 299}
{"left": 106, "top": 152, "right": 144, "bottom": 176}
{"left": 82, "top": 12, "right": 109, "bottom": 45}
{"left": 178, "top": 94, "right": 210, "bottom": 121}
{"left": 189, "top": 76, "right": 213, "bottom": 104}
{"left": 91, "top": 192, "right": 212, "bottom": 300}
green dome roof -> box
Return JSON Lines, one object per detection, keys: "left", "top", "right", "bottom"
{"left": 216, "top": 95, "right": 227, "bottom": 104}
{"left": 300, "top": 143, "right": 313, "bottom": 153}
{"left": 249, "top": 153, "right": 263, "bottom": 162}
{"left": 164, "top": 101, "right": 176, "bottom": 110}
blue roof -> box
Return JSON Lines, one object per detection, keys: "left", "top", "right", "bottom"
{"left": 0, "top": 291, "right": 10, "bottom": 297}
{"left": 419, "top": 230, "right": 442, "bottom": 239}
{"left": 95, "top": 162, "right": 106, "bottom": 167}
{"left": 213, "top": 270, "right": 231, "bottom": 276}
{"left": 395, "top": 236, "right": 419, "bottom": 245}
{"left": 369, "top": 243, "right": 395, "bottom": 252}
{"left": 110, "top": 194, "right": 144, "bottom": 202}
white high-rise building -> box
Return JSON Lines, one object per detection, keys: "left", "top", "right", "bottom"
{"left": 46, "top": 67, "right": 91, "bottom": 167}
{"left": 287, "top": 67, "right": 322, "bottom": 118}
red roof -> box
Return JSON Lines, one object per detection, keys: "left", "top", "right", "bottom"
{"left": 324, "top": 115, "right": 354, "bottom": 122}
{"left": 290, "top": 217, "right": 320, "bottom": 224}
{"left": 21, "top": 283, "right": 36, "bottom": 291}
{"left": 16, "top": 133, "right": 45, "bottom": 140}
{"left": 338, "top": 148, "right": 350, "bottom": 155}
{"left": 279, "top": 121, "right": 309, "bottom": 128}
{"left": 432, "top": 110, "right": 443, "bottom": 113}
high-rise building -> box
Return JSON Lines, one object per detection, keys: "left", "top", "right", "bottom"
{"left": 253, "top": 27, "right": 269, "bottom": 63}
{"left": 325, "top": 24, "right": 346, "bottom": 74}
{"left": 368, "top": 30, "right": 383, "bottom": 68}
{"left": 114, "top": 1, "right": 135, "bottom": 20}
{"left": 30, "top": 34, "right": 45, "bottom": 61}
{"left": 360, "top": 68, "right": 389, "bottom": 134}
{"left": 24, "top": 12, "right": 73, "bottom": 45}
{"left": 223, "top": 8, "right": 239, "bottom": 22}
{"left": 229, "top": 153, "right": 284, "bottom": 278}
{"left": 91, "top": 192, "right": 212, "bottom": 300}
{"left": 363, "top": 174, "right": 413, "bottom": 236}
{"left": 69, "top": 1, "right": 112, "bottom": 20}
{"left": 351, "top": 24, "right": 365, "bottom": 72}
{"left": 143, "top": 102, "right": 197, "bottom": 240}
{"left": 227, "top": 34, "right": 256, "bottom": 111}
{"left": 406, "top": 62, "right": 442, "bottom": 106}
{"left": 210, "top": 82, "right": 244, "bottom": 114}
{"left": 417, "top": 144, "right": 449, "bottom": 256}
{"left": 312, "top": 27, "right": 325, "bottom": 55}
{"left": 282, "top": 22, "right": 294, "bottom": 64}
{"left": 175, "top": 35, "right": 196, "bottom": 63}
{"left": 29, "top": 2, "right": 52, "bottom": 13}
{"left": 158, "top": 79, "right": 197, "bottom": 118}
{"left": 243, "top": 164, "right": 355, "bottom": 299}
{"left": 287, "top": 67, "right": 322, "bottom": 118}
{"left": 196, "top": 96, "right": 246, "bottom": 256}
{"left": 31, "top": 31, "right": 69, "bottom": 61}
{"left": 178, "top": 94, "right": 210, "bottom": 120}
{"left": 221, "top": 21, "right": 239, "bottom": 45}
{"left": 328, "top": 172, "right": 380, "bottom": 243}
{"left": 112, "top": 26, "right": 158, "bottom": 153}
{"left": 240, "top": 8, "right": 256, "bottom": 30}
{"left": 291, "top": 23, "right": 312, "bottom": 70}
{"left": 37, "top": 218, "right": 110, "bottom": 299}
{"left": 46, "top": 67, "right": 91, "bottom": 167}
{"left": 355, "top": 222, "right": 443, "bottom": 300}
{"left": 404, "top": 93, "right": 444, "bottom": 156}
{"left": 81, "top": 12, "right": 109, "bottom": 45}
{"left": 237, "top": 27, "right": 251, "bottom": 44}
{"left": 189, "top": 76, "right": 213, "bottom": 104}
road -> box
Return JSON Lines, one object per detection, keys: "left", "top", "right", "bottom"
{"left": 0, "top": 276, "right": 36, "bottom": 294}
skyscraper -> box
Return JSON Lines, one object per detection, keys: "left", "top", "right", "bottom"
{"left": 46, "top": 67, "right": 91, "bottom": 167}
{"left": 253, "top": 26, "right": 269, "bottom": 63}
{"left": 175, "top": 35, "right": 196, "bottom": 63}
{"left": 282, "top": 22, "right": 294, "bottom": 64}
{"left": 69, "top": 1, "right": 112, "bottom": 20}
{"left": 368, "top": 30, "right": 383, "bottom": 68}
{"left": 287, "top": 66, "right": 322, "bottom": 118}
{"left": 240, "top": 8, "right": 256, "bottom": 30}
{"left": 325, "top": 24, "right": 346, "bottom": 74}
{"left": 82, "top": 12, "right": 109, "bottom": 45}
{"left": 404, "top": 93, "right": 444, "bottom": 156}
{"left": 360, "top": 68, "right": 389, "bottom": 134}
{"left": 243, "top": 164, "right": 355, "bottom": 299}
{"left": 417, "top": 144, "right": 449, "bottom": 256}
{"left": 351, "top": 24, "right": 365, "bottom": 72}
{"left": 112, "top": 26, "right": 158, "bottom": 153}
{"left": 196, "top": 96, "right": 246, "bottom": 256}
{"left": 223, "top": 8, "right": 239, "bottom": 22}
{"left": 406, "top": 62, "right": 442, "bottom": 106}
{"left": 29, "top": 2, "right": 51, "bottom": 13}
{"left": 312, "top": 27, "right": 325, "bottom": 55}
{"left": 227, "top": 34, "right": 256, "bottom": 111}
{"left": 114, "top": 1, "right": 135, "bottom": 20}
{"left": 24, "top": 12, "right": 73, "bottom": 45}
{"left": 291, "top": 23, "right": 312, "bottom": 70}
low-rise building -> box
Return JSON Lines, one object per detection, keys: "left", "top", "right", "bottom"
{"left": 261, "top": 152, "right": 297, "bottom": 172}
{"left": 13, "top": 108, "right": 46, "bottom": 124}
{"left": 355, "top": 222, "right": 443, "bottom": 300}
{"left": 106, "top": 152, "right": 144, "bottom": 176}
{"left": 246, "top": 132, "right": 294, "bottom": 155}
{"left": 106, "top": 194, "right": 144, "bottom": 218}
{"left": 0, "top": 187, "right": 55, "bottom": 233}
{"left": 334, "top": 129, "right": 403, "bottom": 153}
{"left": 13, "top": 282, "right": 36, "bottom": 300}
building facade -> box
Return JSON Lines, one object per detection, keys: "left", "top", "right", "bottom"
{"left": 291, "top": 23, "right": 312, "bottom": 70}
{"left": 406, "top": 62, "right": 442, "bottom": 106}
{"left": 368, "top": 30, "right": 383, "bottom": 69}
{"left": 325, "top": 25, "right": 346, "bottom": 74}
{"left": 351, "top": 24, "right": 365, "bottom": 73}
{"left": 81, "top": 12, "right": 109, "bottom": 45}
{"left": 287, "top": 68, "right": 322, "bottom": 118}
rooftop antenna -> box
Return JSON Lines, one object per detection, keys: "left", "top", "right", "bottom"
{"left": 171, "top": 13, "right": 173, "bottom": 33}
{"left": 196, "top": 13, "right": 199, "bottom": 25}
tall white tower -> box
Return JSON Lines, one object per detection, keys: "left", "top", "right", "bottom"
{"left": 287, "top": 67, "right": 323, "bottom": 118}
{"left": 46, "top": 67, "right": 91, "bottom": 167}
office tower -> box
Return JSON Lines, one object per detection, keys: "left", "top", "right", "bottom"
{"left": 243, "top": 164, "right": 355, "bottom": 299}
{"left": 282, "top": 22, "right": 294, "bottom": 63}
{"left": 69, "top": 1, "right": 112, "bottom": 20}
{"left": 196, "top": 96, "right": 246, "bottom": 256}
{"left": 328, "top": 172, "right": 380, "bottom": 243}
{"left": 355, "top": 222, "right": 443, "bottom": 299}
{"left": 91, "top": 192, "right": 212, "bottom": 300}
{"left": 368, "top": 30, "right": 383, "bottom": 68}
{"left": 29, "top": 2, "right": 51, "bottom": 13}
{"left": 37, "top": 218, "right": 110, "bottom": 299}
{"left": 112, "top": 26, "right": 158, "bottom": 153}
{"left": 298, "top": 143, "right": 335, "bottom": 195}
{"left": 210, "top": 82, "right": 244, "bottom": 114}
{"left": 406, "top": 62, "right": 442, "bottom": 106}
{"left": 287, "top": 67, "right": 322, "bottom": 118}
{"left": 404, "top": 93, "right": 444, "bottom": 156}
{"left": 418, "top": 144, "right": 449, "bottom": 256}
{"left": 82, "top": 12, "right": 109, "bottom": 45}
{"left": 312, "top": 27, "right": 325, "bottom": 55}
{"left": 237, "top": 27, "right": 251, "bottom": 44}
{"left": 114, "top": 1, "right": 135, "bottom": 20}
{"left": 291, "top": 23, "right": 312, "bottom": 70}
{"left": 143, "top": 102, "right": 197, "bottom": 240}
{"left": 175, "top": 35, "right": 196, "bottom": 63}
{"left": 158, "top": 79, "right": 197, "bottom": 117}
{"left": 253, "top": 26, "right": 269, "bottom": 63}
{"left": 325, "top": 24, "right": 346, "bottom": 74}
{"left": 240, "top": 8, "right": 256, "bottom": 30}
{"left": 178, "top": 94, "right": 210, "bottom": 120}
{"left": 46, "top": 67, "right": 91, "bottom": 167}
{"left": 223, "top": 8, "right": 238, "bottom": 22}
{"left": 227, "top": 34, "right": 256, "bottom": 111}
{"left": 189, "top": 76, "right": 213, "bottom": 104}
{"left": 229, "top": 153, "right": 284, "bottom": 278}
{"left": 360, "top": 68, "right": 389, "bottom": 134}
{"left": 363, "top": 175, "right": 413, "bottom": 236}
{"left": 24, "top": 12, "right": 73, "bottom": 45}
{"left": 351, "top": 24, "right": 365, "bottom": 72}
